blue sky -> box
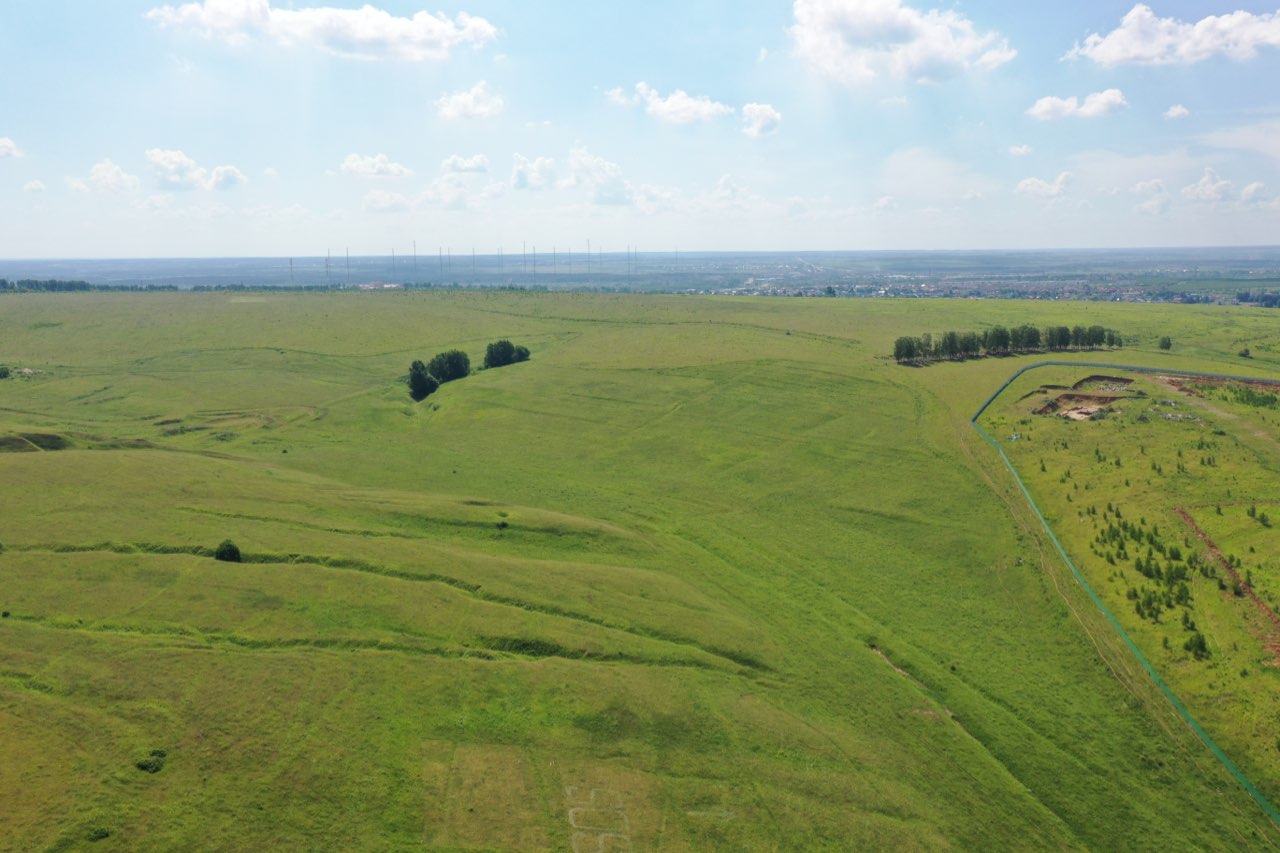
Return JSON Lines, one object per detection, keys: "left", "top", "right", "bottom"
{"left": 2, "top": 0, "right": 1279, "bottom": 257}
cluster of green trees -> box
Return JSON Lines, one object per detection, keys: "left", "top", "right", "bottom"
{"left": 1085, "top": 502, "right": 1211, "bottom": 659}
{"left": 893, "top": 324, "right": 1123, "bottom": 363}
{"left": 483, "top": 339, "right": 530, "bottom": 369}
{"left": 407, "top": 340, "right": 530, "bottom": 401}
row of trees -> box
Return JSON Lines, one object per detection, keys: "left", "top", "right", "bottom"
{"left": 893, "top": 324, "right": 1123, "bottom": 363}
{"left": 407, "top": 340, "right": 530, "bottom": 401}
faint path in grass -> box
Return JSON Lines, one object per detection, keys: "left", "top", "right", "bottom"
{"left": 4, "top": 612, "right": 728, "bottom": 670}
{"left": 11, "top": 541, "right": 764, "bottom": 675}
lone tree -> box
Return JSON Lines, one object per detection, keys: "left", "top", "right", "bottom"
{"left": 1159, "top": 336, "right": 1173, "bottom": 350}
{"left": 408, "top": 360, "right": 439, "bottom": 401}
{"left": 214, "top": 539, "right": 241, "bottom": 562}
{"left": 483, "top": 340, "right": 532, "bottom": 369}
{"left": 427, "top": 349, "right": 470, "bottom": 383}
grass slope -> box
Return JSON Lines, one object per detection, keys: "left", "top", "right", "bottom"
{"left": 2, "top": 291, "right": 1280, "bottom": 850}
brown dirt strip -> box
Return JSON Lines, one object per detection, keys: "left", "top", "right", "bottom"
{"left": 1174, "top": 507, "right": 1280, "bottom": 662}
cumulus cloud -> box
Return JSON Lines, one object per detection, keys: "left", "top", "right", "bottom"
{"left": 742, "top": 103, "right": 782, "bottom": 137}
{"left": 72, "top": 159, "right": 141, "bottom": 193}
{"left": 146, "top": 148, "right": 247, "bottom": 190}
{"left": 441, "top": 153, "right": 489, "bottom": 173}
{"left": 1027, "top": 89, "right": 1127, "bottom": 120}
{"left": 790, "top": 0, "right": 1015, "bottom": 84}
{"left": 1016, "top": 172, "right": 1071, "bottom": 197}
{"left": 436, "top": 81, "right": 503, "bottom": 119}
{"left": 612, "top": 82, "right": 734, "bottom": 124}
{"left": 1128, "top": 177, "right": 1170, "bottom": 214}
{"left": 145, "top": 0, "right": 497, "bottom": 62}
{"left": 23, "top": 180, "right": 46, "bottom": 192}
{"left": 1067, "top": 4, "right": 1280, "bottom": 66}
{"left": 510, "top": 154, "right": 555, "bottom": 190}
{"left": 0, "top": 137, "right": 22, "bottom": 158}
{"left": 1181, "top": 168, "right": 1231, "bottom": 202}
{"left": 1164, "top": 104, "right": 1189, "bottom": 119}
{"left": 362, "top": 189, "right": 411, "bottom": 213}
{"left": 340, "top": 152, "right": 412, "bottom": 177}
{"left": 1242, "top": 181, "right": 1266, "bottom": 202}
{"left": 1008, "top": 144, "right": 1031, "bottom": 157}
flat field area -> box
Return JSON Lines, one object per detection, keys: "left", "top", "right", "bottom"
{"left": 3, "top": 291, "right": 1280, "bottom": 850}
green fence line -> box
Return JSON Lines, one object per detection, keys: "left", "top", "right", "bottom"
{"left": 971, "top": 361, "right": 1280, "bottom": 828}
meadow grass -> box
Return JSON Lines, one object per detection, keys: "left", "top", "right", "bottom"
{"left": 3, "top": 291, "right": 1280, "bottom": 849}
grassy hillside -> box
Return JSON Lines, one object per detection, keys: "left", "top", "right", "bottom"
{"left": 2, "top": 291, "right": 1279, "bottom": 850}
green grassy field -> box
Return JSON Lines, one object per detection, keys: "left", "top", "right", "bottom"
{"left": 3, "top": 291, "right": 1280, "bottom": 850}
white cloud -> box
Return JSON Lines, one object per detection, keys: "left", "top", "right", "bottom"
{"left": 441, "top": 153, "right": 489, "bottom": 173}
{"left": 263, "top": 166, "right": 279, "bottom": 178}
{"left": 146, "top": 148, "right": 247, "bottom": 190}
{"left": 617, "top": 82, "right": 734, "bottom": 124}
{"left": 417, "top": 172, "right": 505, "bottom": 211}
{"left": 1164, "top": 104, "right": 1189, "bottom": 119}
{"left": 436, "top": 81, "right": 503, "bottom": 119}
{"left": 79, "top": 159, "right": 141, "bottom": 193}
{"left": 1067, "top": 4, "right": 1280, "bottom": 66}
{"left": 340, "top": 152, "right": 412, "bottom": 177}
{"left": 873, "top": 194, "right": 895, "bottom": 210}
{"left": 790, "top": 0, "right": 1015, "bottom": 84}
{"left": 1202, "top": 119, "right": 1280, "bottom": 162}
{"left": 1242, "top": 181, "right": 1266, "bottom": 202}
{"left": 1016, "top": 172, "right": 1071, "bottom": 197}
{"left": 1008, "top": 144, "right": 1031, "bottom": 157}
{"left": 563, "top": 147, "right": 631, "bottom": 205}
{"left": 879, "top": 95, "right": 909, "bottom": 107}
{"left": 510, "top": 154, "right": 555, "bottom": 190}
{"left": 64, "top": 177, "right": 89, "bottom": 193}
{"left": 742, "top": 103, "right": 782, "bottom": 137}
{"left": 605, "top": 87, "right": 632, "bottom": 106}
{"left": 145, "top": 0, "right": 497, "bottom": 62}
{"left": 362, "top": 189, "right": 410, "bottom": 213}
{"left": 757, "top": 47, "right": 769, "bottom": 62}
{"left": 1181, "top": 168, "right": 1231, "bottom": 202}
{"left": 0, "top": 137, "right": 22, "bottom": 158}
{"left": 22, "top": 180, "right": 45, "bottom": 193}
{"left": 1131, "top": 178, "right": 1165, "bottom": 195}
{"left": 1027, "top": 89, "right": 1127, "bottom": 120}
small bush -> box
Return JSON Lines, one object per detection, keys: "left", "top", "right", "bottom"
{"left": 214, "top": 540, "right": 241, "bottom": 562}
{"left": 0, "top": 366, "right": 10, "bottom": 380}
{"left": 136, "top": 749, "right": 167, "bottom": 773}
{"left": 86, "top": 828, "right": 111, "bottom": 842}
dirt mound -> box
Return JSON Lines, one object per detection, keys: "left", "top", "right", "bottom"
{"left": 1071, "top": 374, "right": 1133, "bottom": 390}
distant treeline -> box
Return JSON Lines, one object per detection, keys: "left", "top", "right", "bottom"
{"left": 0, "top": 278, "right": 180, "bottom": 292}
{"left": 1237, "top": 290, "right": 1280, "bottom": 308}
{"left": 893, "top": 324, "right": 1122, "bottom": 363}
